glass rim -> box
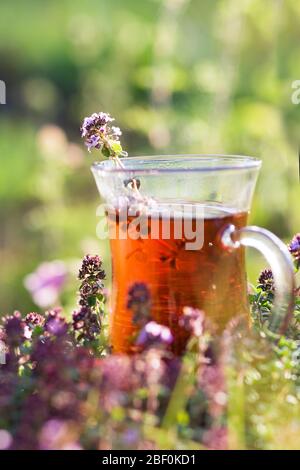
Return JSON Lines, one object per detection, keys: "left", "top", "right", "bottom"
{"left": 91, "top": 154, "right": 262, "bottom": 174}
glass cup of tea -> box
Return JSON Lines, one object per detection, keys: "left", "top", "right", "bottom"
{"left": 92, "top": 155, "right": 295, "bottom": 353}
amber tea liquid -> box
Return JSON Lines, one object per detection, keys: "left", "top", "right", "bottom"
{"left": 107, "top": 204, "right": 249, "bottom": 354}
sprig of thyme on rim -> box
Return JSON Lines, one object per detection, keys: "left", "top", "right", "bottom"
{"left": 80, "top": 111, "right": 142, "bottom": 194}
{"left": 80, "top": 111, "right": 127, "bottom": 165}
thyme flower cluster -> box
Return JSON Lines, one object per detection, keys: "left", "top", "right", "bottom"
{"left": 251, "top": 234, "right": 300, "bottom": 330}
{"left": 73, "top": 255, "right": 106, "bottom": 346}
{"left": 80, "top": 112, "right": 126, "bottom": 158}
{"left": 289, "top": 233, "right": 300, "bottom": 269}
{"left": 80, "top": 110, "right": 147, "bottom": 197}
{"left": 258, "top": 269, "right": 274, "bottom": 292}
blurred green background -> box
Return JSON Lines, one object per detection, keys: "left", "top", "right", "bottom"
{"left": 0, "top": 0, "right": 299, "bottom": 314}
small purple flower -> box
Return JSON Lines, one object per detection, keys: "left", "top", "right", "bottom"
{"left": 127, "top": 282, "right": 150, "bottom": 309}
{"left": 45, "top": 309, "right": 68, "bottom": 337}
{"left": 86, "top": 134, "right": 100, "bottom": 152}
{"left": 24, "top": 261, "right": 67, "bottom": 308}
{"left": 289, "top": 233, "right": 300, "bottom": 262}
{"left": 72, "top": 306, "right": 101, "bottom": 342}
{"left": 127, "top": 282, "right": 151, "bottom": 327}
{"left": 136, "top": 321, "right": 173, "bottom": 349}
{"left": 79, "top": 280, "right": 103, "bottom": 304}
{"left": 25, "top": 312, "right": 45, "bottom": 328}
{"left": 80, "top": 112, "right": 114, "bottom": 139}
{"left": 258, "top": 268, "right": 274, "bottom": 292}
{"left": 74, "top": 255, "right": 106, "bottom": 343}
{"left": 78, "top": 255, "right": 105, "bottom": 281}
{"left": 24, "top": 312, "right": 45, "bottom": 339}
{"left": 80, "top": 111, "right": 125, "bottom": 158}
{"left": 2, "top": 311, "right": 24, "bottom": 347}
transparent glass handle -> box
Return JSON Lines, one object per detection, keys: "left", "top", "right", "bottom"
{"left": 222, "top": 225, "right": 295, "bottom": 334}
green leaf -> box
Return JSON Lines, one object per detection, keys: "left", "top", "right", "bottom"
{"left": 32, "top": 325, "right": 44, "bottom": 338}
{"left": 110, "top": 141, "right": 122, "bottom": 155}
{"left": 88, "top": 296, "right": 97, "bottom": 307}
{"left": 101, "top": 146, "right": 110, "bottom": 158}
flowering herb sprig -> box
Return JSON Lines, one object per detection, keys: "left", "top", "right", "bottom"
{"left": 80, "top": 111, "right": 145, "bottom": 196}
{"left": 250, "top": 234, "right": 300, "bottom": 334}
{"left": 289, "top": 233, "right": 300, "bottom": 270}
{"left": 258, "top": 269, "right": 274, "bottom": 293}
{"left": 80, "top": 112, "right": 127, "bottom": 161}
{"left": 136, "top": 321, "right": 173, "bottom": 349}
{"left": 72, "top": 255, "right": 106, "bottom": 350}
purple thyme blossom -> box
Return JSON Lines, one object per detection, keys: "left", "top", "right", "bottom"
{"left": 79, "top": 280, "right": 104, "bottom": 307}
{"left": 86, "top": 134, "right": 100, "bottom": 152}
{"left": 78, "top": 255, "right": 105, "bottom": 281}
{"left": 80, "top": 111, "right": 125, "bottom": 157}
{"left": 127, "top": 283, "right": 151, "bottom": 327}
{"left": 258, "top": 268, "right": 274, "bottom": 292}
{"left": 72, "top": 306, "right": 101, "bottom": 342}
{"left": 2, "top": 311, "right": 24, "bottom": 348}
{"left": 73, "top": 255, "right": 106, "bottom": 344}
{"left": 44, "top": 309, "right": 68, "bottom": 337}
{"left": 80, "top": 112, "right": 114, "bottom": 138}
{"left": 289, "top": 233, "right": 300, "bottom": 263}
{"left": 25, "top": 312, "right": 45, "bottom": 328}
{"left": 24, "top": 312, "right": 45, "bottom": 339}
{"left": 24, "top": 261, "right": 67, "bottom": 308}
{"left": 127, "top": 283, "right": 151, "bottom": 309}
{"left": 136, "top": 321, "right": 173, "bottom": 349}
